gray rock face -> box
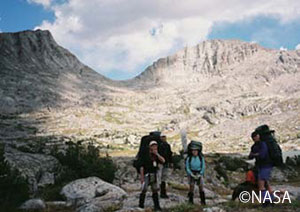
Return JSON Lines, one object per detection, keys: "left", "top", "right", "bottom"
{"left": 0, "top": 30, "right": 113, "bottom": 114}
{"left": 61, "top": 177, "right": 127, "bottom": 211}
{"left": 4, "top": 147, "right": 60, "bottom": 192}
{"left": 130, "top": 39, "right": 262, "bottom": 87}
{"left": 20, "top": 198, "right": 46, "bottom": 210}
{"left": 0, "top": 96, "right": 17, "bottom": 114}
{"left": 271, "top": 167, "right": 299, "bottom": 182}
{"left": 273, "top": 185, "right": 300, "bottom": 200}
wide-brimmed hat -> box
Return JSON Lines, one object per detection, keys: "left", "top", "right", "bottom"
{"left": 255, "top": 124, "right": 275, "bottom": 135}
{"left": 190, "top": 145, "right": 200, "bottom": 150}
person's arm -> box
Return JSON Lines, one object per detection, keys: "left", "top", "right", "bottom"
{"left": 140, "top": 167, "right": 144, "bottom": 184}
{"left": 156, "top": 152, "right": 165, "bottom": 164}
{"left": 248, "top": 145, "right": 259, "bottom": 159}
{"left": 185, "top": 157, "right": 192, "bottom": 176}
{"left": 200, "top": 157, "right": 205, "bottom": 176}
{"left": 249, "top": 152, "right": 259, "bottom": 159}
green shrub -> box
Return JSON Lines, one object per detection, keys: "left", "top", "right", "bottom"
{"left": 0, "top": 144, "right": 30, "bottom": 211}
{"left": 214, "top": 164, "right": 228, "bottom": 182}
{"left": 172, "top": 153, "right": 183, "bottom": 170}
{"left": 41, "top": 141, "right": 116, "bottom": 201}
{"left": 53, "top": 141, "right": 116, "bottom": 183}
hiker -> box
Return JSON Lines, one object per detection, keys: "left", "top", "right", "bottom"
{"left": 186, "top": 141, "right": 206, "bottom": 205}
{"left": 249, "top": 125, "right": 277, "bottom": 206}
{"left": 139, "top": 141, "right": 165, "bottom": 211}
{"left": 134, "top": 131, "right": 162, "bottom": 175}
{"left": 158, "top": 135, "right": 173, "bottom": 198}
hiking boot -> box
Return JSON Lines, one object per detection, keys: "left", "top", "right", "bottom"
{"left": 188, "top": 192, "right": 194, "bottom": 204}
{"left": 152, "top": 192, "right": 162, "bottom": 211}
{"left": 160, "top": 182, "right": 169, "bottom": 199}
{"left": 200, "top": 191, "right": 206, "bottom": 205}
{"left": 139, "top": 193, "right": 146, "bottom": 208}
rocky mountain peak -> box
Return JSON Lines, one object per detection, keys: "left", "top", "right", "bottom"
{"left": 0, "top": 30, "right": 113, "bottom": 114}
{"left": 130, "top": 39, "right": 264, "bottom": 87}
{"left": 0, "top": 29, "right": 82, "bottom": 71}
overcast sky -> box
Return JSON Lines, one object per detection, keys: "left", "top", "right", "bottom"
{"left": 1, "top": 0, "right": 300, "bottom": 80}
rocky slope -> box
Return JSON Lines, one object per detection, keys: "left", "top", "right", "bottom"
{"left": 0, "top": 30, "right": 117, "bottom": 114}
{"left": 1, "top": 29, "right": 300, "bottom": 154}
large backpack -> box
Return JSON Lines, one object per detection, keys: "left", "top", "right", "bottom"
{"left": 255, "top": 125, "right": 283, "bottom": 167}
{"left": 264, "top": 134, "right": 283, "bottom": 166}
{"left": 133, "top": 133, "right": 162, "bottom": 174}
{"left": 185, "top": 140, "right": 203, "bottom": 172}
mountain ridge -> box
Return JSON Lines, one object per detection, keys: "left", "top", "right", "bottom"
{"left": 1, "top": 29, "right": 300, "bottom": 155}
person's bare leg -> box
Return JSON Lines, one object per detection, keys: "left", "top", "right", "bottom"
{"left": 265, "top": 181, "right": 272, "bottom": 193}
{"left": 198, "top": 177, "right": 206, "bottom": 205}
{"left": 258, "top": 180, "right": 265, "bottom": 191}
{"left": 188, "top": 177, "right": 195, "bottom": 204}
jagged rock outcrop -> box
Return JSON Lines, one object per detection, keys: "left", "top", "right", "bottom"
{"left": 4, "top": 147, "right": 61, "bottom": 192}
{"left": 129, "top": 40, "right": 262, "bottom": 87}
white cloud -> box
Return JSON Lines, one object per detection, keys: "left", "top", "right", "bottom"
{"left": 27, "top": 0, "right": 52, "bottom": 7}
{"left": 296, "top": 44, "right": 300, "bottom": 50}
{"left": 280, "top": 46, "right": 287, "bottom": 51}
{"left": 34, "top": 0, "right": 300, "bottom": 79}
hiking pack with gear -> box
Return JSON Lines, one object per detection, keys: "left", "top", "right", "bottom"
{"left": 133, "top": 131, "right": 162, "bottom": 174}
{"left": 255, "top": 125, "right": 283, "bottom": 167}
{"left": 185, "top": 140, "right": 206, "bottom": 205}
{"left": 232, "top": 166, "right": 269, "bottom": 201}
{"left": 185, "top": 140, "right": 203, "bottom": 173}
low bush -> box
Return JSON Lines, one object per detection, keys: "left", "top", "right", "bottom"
{"left": 40, "top": 141, "right": 116, "bottom": 201}
{"left": 0, "top": 144, "right": 30, "bottom": 211}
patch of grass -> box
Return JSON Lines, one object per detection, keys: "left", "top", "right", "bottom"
{"left": 169, "top": 182, "right": 189, "bottom": 191}
{"left": 109, "top": 149, "right": 137, "bottom": 157}
{"left": 104, "top": 112, "right": 123, "bottom": 124}
{"left": 103, "top": 204, "right": 123, "bottom": 212}
{"left": 168, "top": 134, "right": 181, "bottom": 141}
{"left": 45, "top": 204, "right": 74, "bottom": 212}
{"left": 187, "top": 131, "right": 200, "bottom": 139}
{"left": 61, "top": 128, "right": 89, "bottom": 135}
{"left": 165, "top": 203, "right": 202, "bottom": 212}
{"left": 290, "top": 199, "right": 300, "bottom": 209}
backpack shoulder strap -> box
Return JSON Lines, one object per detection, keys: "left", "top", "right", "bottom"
{"left": 198, "top": 154, "right": 203, "bottom": 162}
{"left": 188, "top": 156, "right": 192, "bottom": 164}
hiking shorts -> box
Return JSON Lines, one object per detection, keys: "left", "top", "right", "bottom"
{"left": 141, "top": 173, "right": 159, "bottom": 194}
{"left": 188, "top": 175, "right": 204, "bottom": 191}
{"left": 159, "top": 166, "right": 170, "bottom": 182}
{"left": 258, "top": 167, "right": 272, "bottom": 181}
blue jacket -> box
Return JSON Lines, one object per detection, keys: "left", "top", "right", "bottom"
{"left": 186, "top": 156, "right": 205, "bottom": 176}
{"left": 252, "top": 141, "right": 272, "bottom": 168}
